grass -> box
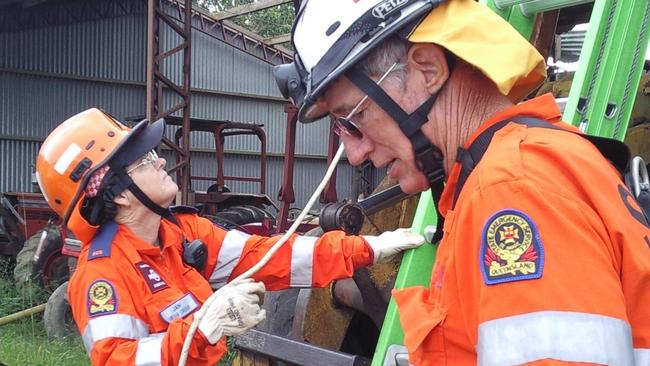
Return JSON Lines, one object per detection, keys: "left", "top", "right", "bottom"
{"left": 0, "top": 323, "right": 89, "bottom": 366}
{"left": 0, "top": 257, "right": 89, "bottom": 366}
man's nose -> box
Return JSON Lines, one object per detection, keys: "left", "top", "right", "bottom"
{"left": 341, "top": 134, "right": 373, "bottom": 166}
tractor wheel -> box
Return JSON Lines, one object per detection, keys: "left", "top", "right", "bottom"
{"left": 44, "top": 281, "right": 77, "bottom": 338}
{"left": 13, "top": 226, "right": 67, "bottom": 291}
{"left": 13, "top": 230, "right": 41, "bottom": 289}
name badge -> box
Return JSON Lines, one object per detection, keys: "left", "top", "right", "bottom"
{"left": 160, "top": 293, "right": 199, "bottom": 323}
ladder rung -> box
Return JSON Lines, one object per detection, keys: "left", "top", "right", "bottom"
{"left": 494, "top": 0, "right": 593, "bottom": 16}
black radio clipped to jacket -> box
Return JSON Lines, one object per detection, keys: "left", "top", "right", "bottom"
{"left": 182, "top": 239, "right": 207, "bottom": 273}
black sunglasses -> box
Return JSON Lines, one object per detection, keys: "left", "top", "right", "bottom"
{"left": 331, "top": 62, "right": 398, "bottom": 139}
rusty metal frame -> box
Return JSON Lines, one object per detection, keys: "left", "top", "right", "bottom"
{"left": 169, "top": 119, "right": 268, "bottom": 195}
{"left": 163, "top": 0, "right": 292, "bottom": 66}
{"left": 146, "top": 0, "right": 192, "bottom": 203}
{"left": 276, "top": 104, "right": 298, "bottom": 233}
{"left": 320, "top": 118, "right": 340, "bottom": 204}
{"left": 214, "top": 124, "right": 268, "bottom": 194}
{"left": 146, "top": 0, "right": 294, "bottom": 206}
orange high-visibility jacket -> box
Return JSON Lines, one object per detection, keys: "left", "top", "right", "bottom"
{"left": 67, "top": 209, "right": 373, "bottom": 366}
{"left": 393, "top": 94, "right": 650, "bottom": 365}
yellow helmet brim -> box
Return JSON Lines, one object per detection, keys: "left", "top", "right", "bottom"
{"left": 408, "top": 0, "right": 547, "bottom": 101}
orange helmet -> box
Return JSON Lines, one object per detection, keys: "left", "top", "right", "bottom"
{"left": 36, "top": 108, "right": 165, "bottom": 223}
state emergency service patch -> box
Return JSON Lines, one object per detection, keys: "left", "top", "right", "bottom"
{"left": 480, "top": 209, "right": 544, "bottom": 285}
{"left": 87, "top": 279, "right": 118, "bottom": 317}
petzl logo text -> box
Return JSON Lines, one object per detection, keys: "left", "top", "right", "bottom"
{"left": 372, "top": 0, "right": 407, "bottom": 19}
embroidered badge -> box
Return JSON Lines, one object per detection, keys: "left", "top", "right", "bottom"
{"left": 135, "top": 262, "right": 169, "bottom": 293}
{"left": 87, "top": 279, "right": 118, "bottom": 317}
{"left": 480, "top": 209, "right": 544, "bottom": 285}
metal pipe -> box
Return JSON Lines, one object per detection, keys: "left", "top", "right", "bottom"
{"left": 321, "top": 117, "right": 340, "bottom": 204}
{"left": 0, "top": 303, "right": 46, "bottom": 326}
{"left": 332, "top": 278, "right": 365, "bottom": 312}
{"left": 357, "top": 185, "right": 410, "bottom": 216}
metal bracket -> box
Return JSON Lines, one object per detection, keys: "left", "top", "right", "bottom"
{"left": 234, "top": 328, "right": 370, "bottom": 366}
{"left": 423, "top": 225, "right": 437, "bottom": 244}
{"left": 1, "top": 195, "right": 24, "bottom": 225}
{"left": 383, "top": 345, "right": 412, "bottom": 366}
{"left": 630, "top": 156, "right": 650, "bottom": 199}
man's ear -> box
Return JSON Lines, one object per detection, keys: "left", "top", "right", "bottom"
{"left": 406, "top": 43, "right": 449, "bottom": 94}
{"left": 112, "top": 191, "right": 131, "bottom": 208}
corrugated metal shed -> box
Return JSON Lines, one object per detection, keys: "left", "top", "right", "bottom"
{"left": 0, "top": 139, "right": 41, "bottom": 193}
{"left": 559, "top": 29, "right": 587, "bottom": 62}
{"left": 0, "top": 0, "right": 385, "bottom": 211}
{"left": 0, "top": 72, "right": 145, "bottom": 139}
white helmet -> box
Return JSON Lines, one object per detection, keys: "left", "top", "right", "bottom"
{"left": 274, "top": 0, "right": 441, "bottom": 123}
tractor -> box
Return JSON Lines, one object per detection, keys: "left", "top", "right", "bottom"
{"left": 0, "top": 191, "right": 69, "bottom": 293}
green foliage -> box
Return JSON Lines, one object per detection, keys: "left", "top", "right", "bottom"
{"left": 0, "top": 256, "right": 14, "bottom": 280}
{"left": 0, "top": 259, "right": 88, "bottom": 366}
{"left": 0, "top": 257, "right": 48, "bottom": 317}
{"left": 195, "top": 0, "right": 295, "bottom": 41}
{"left": 217, "top": 337, "right": 237, "bottom": 366}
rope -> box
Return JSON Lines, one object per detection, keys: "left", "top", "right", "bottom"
{"left": 178, "top": 143, "right": 346, "bottom": 366}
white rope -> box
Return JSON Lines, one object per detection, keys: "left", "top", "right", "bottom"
{"left": 178, "top": 143, "right": 346, "bottom": 366}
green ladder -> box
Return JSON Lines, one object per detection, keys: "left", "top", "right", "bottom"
{"left": 372, "top": 0, "right": 650, "bottom": 365}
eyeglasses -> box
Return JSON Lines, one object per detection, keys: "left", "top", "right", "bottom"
{"left": 333, "top": 62, "right": 399, "bottom": 139}
{"left": 126, "top": 150, "right": 159, "bottom": 175}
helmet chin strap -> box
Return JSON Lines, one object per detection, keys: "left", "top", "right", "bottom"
{"left": 103, "top": 162, "right": 170, "bottom": 218}
{"left": 346, "top": 69, "right": 446, "bottom": 243}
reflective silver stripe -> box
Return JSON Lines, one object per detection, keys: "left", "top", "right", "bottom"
{"left": 635, "top": 349, "right": 650, "bottom": 365}
{"left": 135, "top": 332, "right": 165, "bottom": 366}
{"left": 209, "top": 230, "right": 251, "bottom": 288}
{"left": 290, "top": 236, "right": 316, "bottom": 287}
{"left": 82, "top": 313, "right": 149, "bottom": 353}
{"left": 477, "top": 311, "right": 633, "bottom": 366}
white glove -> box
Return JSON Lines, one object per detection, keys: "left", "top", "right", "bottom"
{"left": 196, "top": 278, "right": 266, "bottom": 344}
{"left": 363, "top": 228, "right": 425, "bottom": 264}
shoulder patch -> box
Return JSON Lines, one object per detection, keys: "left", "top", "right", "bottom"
{"left": 87, "top": 279, "right": 118, "bottom": 317}
{"left": 480, "top": 209, "right": 544, "bottom": 285}
{"left": 88, "top": 222, "right": 119, "bottom": 260}
{"left": 169, "top": 205, "right": 199, "bottom": 215}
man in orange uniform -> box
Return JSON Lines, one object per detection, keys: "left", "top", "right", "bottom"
{"left": 274, "top": 0, "right": 650, "bottom": 364}
{"left": 35, "top": 108, "right": 425, "bottom": 365}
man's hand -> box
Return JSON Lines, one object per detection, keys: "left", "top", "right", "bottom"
{"left": 197, "top": 279, "right": 266, "bottom": 344}
{"left": 363, "top": 228, "right": 426, "bottom": 264}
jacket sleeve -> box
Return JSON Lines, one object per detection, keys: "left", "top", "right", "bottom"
{"left": 461, "top": 179, "right": 636, "bottom": 366}
{"left": 68, "top": 259, "right": 226, "bottom": 366}
{"left": 179, "top": 215, "right": 373, "bottom": 290}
